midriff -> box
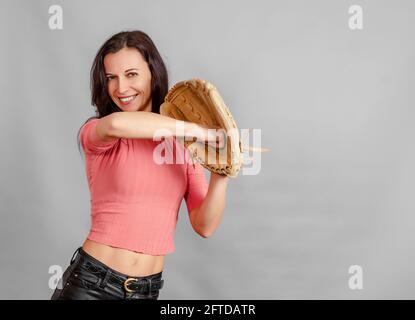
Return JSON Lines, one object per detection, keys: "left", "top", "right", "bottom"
{"left": 82, "top": 239, "right": 165, "bottom": 277}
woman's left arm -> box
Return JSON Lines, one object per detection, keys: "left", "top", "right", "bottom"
{"left": 189, "top": 172, "right": 229, "bottom": 238}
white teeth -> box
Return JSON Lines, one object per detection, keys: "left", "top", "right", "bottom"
{"left": 119, "top": 95, "right": 136, "bottom": 103}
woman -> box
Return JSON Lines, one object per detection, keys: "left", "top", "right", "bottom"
{"left": 51, "top": 30, "right": 229, "bottom": 300}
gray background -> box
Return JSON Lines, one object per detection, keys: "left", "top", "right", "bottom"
{"left": 0, "top": 0, "right": 414, "bottom": 299}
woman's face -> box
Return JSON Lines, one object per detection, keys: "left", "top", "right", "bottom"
{"left": 104, "top": 47, "right": 152, "bottom": 112}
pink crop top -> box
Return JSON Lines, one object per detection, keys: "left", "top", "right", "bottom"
{"left": 79, "top": 118, "right": 209, "bottom": 255}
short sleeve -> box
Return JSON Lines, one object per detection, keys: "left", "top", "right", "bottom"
{"left": 184, "top": 161, "right": 209, "bottom": 214}
{"left": 80, "top": 118, "right": 119, "bottom": 154}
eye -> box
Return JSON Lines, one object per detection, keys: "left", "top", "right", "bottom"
{"left": 127, "top": 72, "right": 138, "bottom": 77}
{"left": 106, "top": 76, "right": 115, "bottom": 81}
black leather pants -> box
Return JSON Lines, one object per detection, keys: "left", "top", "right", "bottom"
{"left": 51, "top": 247, "right": 164, "bottom": 300}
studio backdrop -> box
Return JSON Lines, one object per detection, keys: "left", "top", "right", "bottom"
{"left": 0, "top": 0, "right": 414, "bottom": 299}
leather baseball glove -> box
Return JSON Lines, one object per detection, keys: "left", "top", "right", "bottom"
{"left": 160, "top": 78, "right": 265, "bottom": 178}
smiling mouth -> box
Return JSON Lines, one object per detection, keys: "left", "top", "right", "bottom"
{"left": 118, "top": 94, "right": 138, "bottom": 104}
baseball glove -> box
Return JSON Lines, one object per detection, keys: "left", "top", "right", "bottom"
{"left": 160, "top": 78, "right": 265, "bottom": 178}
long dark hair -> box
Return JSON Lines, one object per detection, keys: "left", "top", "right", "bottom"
{"left": 77, "top": 30, "right": 169, "bottom": 155}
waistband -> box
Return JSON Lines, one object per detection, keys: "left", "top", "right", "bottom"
{"left": 70, "top": 246, "right": 164, "bottom": 294}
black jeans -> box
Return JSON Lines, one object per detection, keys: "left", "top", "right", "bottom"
{"left": 51, "top": 247, "right": 164, "bottom": 300}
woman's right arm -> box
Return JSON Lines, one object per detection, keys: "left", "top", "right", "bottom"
{"left": 99, "top": 111, "right": 220, "bottom": 144}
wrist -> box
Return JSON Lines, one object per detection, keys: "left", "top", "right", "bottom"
{"left": 183, "top": 122, "right": 199, "bottom": 141}
{"left": 184, "top": 122, "right": 210, "bottom": 142}
{"left": 210, "top": 171, "right": 229, "bottom": 181}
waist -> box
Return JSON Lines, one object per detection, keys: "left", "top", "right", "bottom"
{"left": 82, "top": 239, "right": 165, "bottom": 277}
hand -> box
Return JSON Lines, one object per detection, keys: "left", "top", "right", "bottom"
{"left": 191, "top": 124, "right": 227, "bottom": 149}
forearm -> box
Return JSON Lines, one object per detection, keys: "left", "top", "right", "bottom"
{"left": 193, "top": 172, "right": 229, "bottom": 237}
{"left": 109, "top": 111, "right": 198, "bottom": 140}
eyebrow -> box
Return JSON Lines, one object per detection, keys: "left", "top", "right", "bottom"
{"left": 105, "top": 68, "right": 139, "bottom": 76}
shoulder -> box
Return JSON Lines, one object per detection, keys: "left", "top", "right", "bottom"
{"left": 81, "top": 117, "right": 99, "bottom": 128}
{"left": 79, "top": 118, "right": 102, "bottom": 140}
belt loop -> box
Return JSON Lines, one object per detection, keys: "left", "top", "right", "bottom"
{"left": 147, "top": 278, "right": 152, "bottom": 293}
{"left": 99, "top": 269, "right": 111, "bottom": 289}
{"left": 70, "top": 247, "right": 81, "bottom": 265}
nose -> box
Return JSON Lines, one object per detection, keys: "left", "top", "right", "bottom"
{"left": 117, "top": 77, "right": 129, "bottom": 94}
